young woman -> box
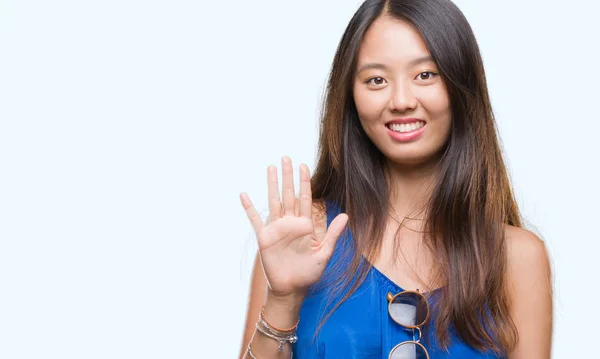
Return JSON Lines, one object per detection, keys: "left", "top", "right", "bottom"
{"left": 238, "top": 0, "right": 552, "bottom": 358}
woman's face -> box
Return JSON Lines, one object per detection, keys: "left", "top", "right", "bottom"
{"left": 353, "top": 16, "right": 452, "bottom": 168}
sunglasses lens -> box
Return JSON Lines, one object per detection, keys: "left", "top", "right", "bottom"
{"left": 389, "top": 342, "right": 428, "bottom": 359}
{"left": 389, "top": 291, "right": 428, "bottom": 327}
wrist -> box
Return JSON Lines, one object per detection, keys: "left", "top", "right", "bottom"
{"left": 262, "top": 291, "right": 305, "bottom": 330}
{"left": 266, "top": 289, "right": 305, "bottom": 310}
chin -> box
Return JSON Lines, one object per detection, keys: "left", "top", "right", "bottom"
{"left": 384, "top": 150, "right": 441, "bottom": 168}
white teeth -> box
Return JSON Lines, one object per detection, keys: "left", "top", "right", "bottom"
{"left": 388, "top": 121, "right": 425, "bottom": 133}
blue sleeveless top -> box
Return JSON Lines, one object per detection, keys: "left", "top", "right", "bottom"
{"left": 291, "top": 200, "right": 505, "bottom": 358}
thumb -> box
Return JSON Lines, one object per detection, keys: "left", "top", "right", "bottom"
{"left": 321, "top": 213, "right": 349, "bottom": 256}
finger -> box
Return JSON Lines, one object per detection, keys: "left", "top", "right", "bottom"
{"left": 321, "top": 213, "right": 349, "bottom": 255}
{"left": 267, "top": 165, "right": 282, "bottom": 219}
{"left": 240, "top": 192, "right": 264, "bottom": 234}
{"left": 294, "top": 197, "right": 299, "bottom": 217}
{"left": 281, "top": 156, "right": 295, "bottom": 216}
{"left": 298, "top": 164, "right": 313, "bottom": 218}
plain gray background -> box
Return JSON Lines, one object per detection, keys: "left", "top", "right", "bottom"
{"left": 1, "top": 0, "right": 598, "bottom": 357}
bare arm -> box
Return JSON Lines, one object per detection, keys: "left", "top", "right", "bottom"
{"left": 240, "top": 289, "right": 304, "bottom": 359}
{"left": 238, "top": 252, "right": 305, "bottom": 359}
{"left": 238, "top": 252, "right": 267, "bottom": 359}
{"left": 238, "top": 157, "right": 346, "bottom": 359}
{"left": 505, "top": 225, "right": 553, "bottom": 359}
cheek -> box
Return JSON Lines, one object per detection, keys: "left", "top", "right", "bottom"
{"left": 420, "top": 86, "right": 451, "bottom": 118}
{"left": 353, "top": 87, "right": 387, "bottom": 122}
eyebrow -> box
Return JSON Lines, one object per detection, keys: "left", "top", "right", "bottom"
{"left": 356, "top": 55, "right": 435, "bottom": 73}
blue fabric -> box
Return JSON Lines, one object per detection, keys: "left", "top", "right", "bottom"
{"left": 292, "top": 200, "right": 504, "bottom": 358}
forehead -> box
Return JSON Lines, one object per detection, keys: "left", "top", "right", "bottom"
{"left": 357, "top": 15, "right": 431, "bottom": 66}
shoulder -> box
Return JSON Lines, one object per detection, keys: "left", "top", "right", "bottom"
{"left": 503, "top": 224, "right": 551, "bottom": 278}
{"left": 503, "top": 224, "right": 553, "bottom": 355}
{"left": 505, "top": 226, "right": 553, "bottom": 344}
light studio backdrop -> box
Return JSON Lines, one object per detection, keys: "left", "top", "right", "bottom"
{"left": 0, "top": 0, "right": 598, "bottom": 358}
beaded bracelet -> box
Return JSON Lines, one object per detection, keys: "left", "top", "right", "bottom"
{"left": 260, "top": 305, "right": 299, "bottom": 333}
{"left": 258, "top": 315, "right": 295, "bottom": 337}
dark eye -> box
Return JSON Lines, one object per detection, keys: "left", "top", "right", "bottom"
{"left": 366, "top": 77, "right": 387, "bottom": 86}
{"left": 417, "top": 72, "right": 438, "bottom": 81}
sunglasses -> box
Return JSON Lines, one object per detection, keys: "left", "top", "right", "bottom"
{"left": 386, "top": 289, "right": 431, "bottom": 359}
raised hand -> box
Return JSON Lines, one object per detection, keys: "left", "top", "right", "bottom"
{"left": 240, "top": 156, "right": 348, "bottom": 300}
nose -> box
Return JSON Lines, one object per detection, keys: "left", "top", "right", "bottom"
{"left": 388, "top": 81, "right": 418, "bottom": 112}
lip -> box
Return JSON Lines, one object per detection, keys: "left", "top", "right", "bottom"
{"left": 385, "top": 117, "right": 425, "bottom": 125}
{"left": 385, "top": 122, "right": 426, "bottom": 142}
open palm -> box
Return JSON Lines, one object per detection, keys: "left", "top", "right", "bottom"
{"left": 240, "top": 156, "right": 348, "bottom": 298}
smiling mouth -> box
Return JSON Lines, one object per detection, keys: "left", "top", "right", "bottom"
{"left": 385, "top": 121, "right": 426, "bottom": 133}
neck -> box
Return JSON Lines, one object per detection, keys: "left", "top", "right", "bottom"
{"left": 385, "top": 158, "right": 439, "bottom": 223}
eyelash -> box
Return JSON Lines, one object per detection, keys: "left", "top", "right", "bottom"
{"left": 365, "top": 71, "right": 439, "bottom": 85}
